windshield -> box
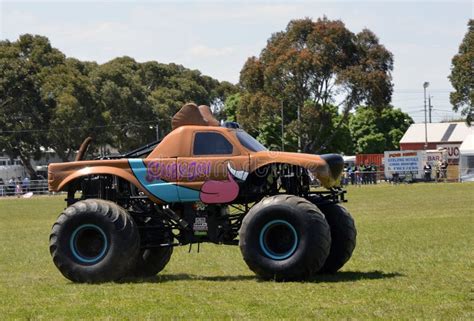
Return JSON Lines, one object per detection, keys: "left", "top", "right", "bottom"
{"left": 235, "top": 130, "right": 268, "bottom": 152}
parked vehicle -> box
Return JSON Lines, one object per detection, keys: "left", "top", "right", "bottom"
{"left": 48, "top": 103, "right": 356, "bottom": 282}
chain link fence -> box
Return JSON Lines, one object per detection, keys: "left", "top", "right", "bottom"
{"left": 340, "top": 169, "right": 473, "bottom": 185}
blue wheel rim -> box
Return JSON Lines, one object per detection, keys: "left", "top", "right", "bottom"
{"left": 259, "top": 219, "right": 298, "bottom": 260}
{"left": 70, "top": 224, "right": 108, "bottom": 264}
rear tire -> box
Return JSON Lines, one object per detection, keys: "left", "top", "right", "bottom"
{"left": 49, "top": 199, "right": 140, "bottom": 283}
{"left": 239, "top": 195, "right": 331, "bottom": 281}
{"left": 128, "top": 216, "right": 174, "bottom": 278}
{"left": 317, "top": 203, "right": 356, "bottom": 273}
{"left": 132, "top": 247, "right": 173, "bottom": 277}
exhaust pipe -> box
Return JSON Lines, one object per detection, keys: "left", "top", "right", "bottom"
{"left": 75, "top": 137, "right": 93, "bottom": 161}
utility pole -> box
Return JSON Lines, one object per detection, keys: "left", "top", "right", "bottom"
{"left": 428, "top": 96, "right": 433, "bottom": 123}
{"left": 281, "top": 100, "right": 284, "bottom": 151}
{"left": 297, "top": 104, "right": 301, "bottom": 153}
{"left": 155, "top": 123, "right": 160, "bottom": 141}
{"left": 423, "top": 82, "right": 430, "bottom": 149}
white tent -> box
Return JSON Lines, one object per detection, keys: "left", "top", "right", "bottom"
{"left": 459, "top": 133, "right": 474, "bottom": 182}
{"left": 343, "top": 155, "right": 356, "bottom": 165}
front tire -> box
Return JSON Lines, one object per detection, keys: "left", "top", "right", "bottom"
{"left": 239, "top": 195, "right": 331, "bottom": 281}
{"left": 49, "top": 199, "right": 140, "bottom": 283}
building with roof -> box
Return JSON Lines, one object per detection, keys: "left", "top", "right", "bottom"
{"left": 399, "top": 122, "right": 472, "bottom": 165}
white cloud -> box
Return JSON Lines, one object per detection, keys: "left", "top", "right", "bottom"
{"left": 189, "top": 44, "right": 234, "bottom": 58}
{"left": 1, "top": 1, "right": 471, "bottom": 122}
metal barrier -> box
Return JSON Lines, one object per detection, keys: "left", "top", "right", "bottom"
{"left": 0, "top": 169, "right": 472, "bottom": 197}
{"left": 341, "top": 169, "right": 474, "bottom": 185}
{"left": 0, "top": 179, "right": 49, "bottom": 197}
{"left": 341, "top": 170, "right": 387, "bottom": 185}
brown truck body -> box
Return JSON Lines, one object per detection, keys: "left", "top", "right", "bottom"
{"left": 48, "top": 125, "right": 340, "bottom": 205}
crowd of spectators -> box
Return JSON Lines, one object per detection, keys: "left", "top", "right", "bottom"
{"left": 424, "top": 160, "right": 449, "bottom": 182}
{"left": 341, "top": 160, "right": 451, "bottom": 186}
{"left": 342, "top": 163, "right": 379, "bottom": 185}
{"left": 0, "top": 176, "right": 31, "bottom": 197}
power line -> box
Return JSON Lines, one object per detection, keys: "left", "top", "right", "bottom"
{"left": 432, "top": 108, "right": 457, "bottom": 112}
{"left": 1, "top": 120, "right": 159, "bottom": 134}
{"left": 394, "top": 89, "right": 452, "bottom": 93}
{"left": 392, "top": 98, "right": 426, "bottom": 102}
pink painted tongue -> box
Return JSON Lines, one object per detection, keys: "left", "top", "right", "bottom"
{"left": 200, "top": 173, "right": 239, "bottom": 203}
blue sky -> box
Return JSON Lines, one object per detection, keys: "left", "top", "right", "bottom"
{"left": 1, "top": 0, "right": 472, "bottom": 122}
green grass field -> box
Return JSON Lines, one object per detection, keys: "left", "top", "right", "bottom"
{"left": 0, "top": 183, "right": 473, "bottom": 319}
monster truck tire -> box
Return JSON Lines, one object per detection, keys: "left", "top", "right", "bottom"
{"left": 49, "top": 199, "right": 140, "bottom": 283}
{"left": 317, "top": 203, "right": 356, "bottom": 273}
{"left": 239, "top": 195, "right": 331, "bottom": 281}
{"left": 129, "top": 217, "right": 174, "bottom": 278}
{"left": 132, "top": 247, "right": 173, "bottom": 277}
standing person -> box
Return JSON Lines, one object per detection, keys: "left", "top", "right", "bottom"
{"left": 0, "top": 178, "right": 4, "bottom": 196}
{"left": 15, "top": 177, "right": 23, "bottom": 197}
{"left": 368, "top": 163, "right": 372, "bottom": 184}
{"left": 423, "top": 162, "right": 432, "bottom": 182}
{"left": 355, "top": 166, "right": 362, "bottom": 186}
{"left": 366, "top": 163, "right": 371, "bottom": 184}
{"left": 8, "top": 177, "right": 15, "bottom": 195}
{"left": 372, "top": 163, "right": 378, "bottom": 184}
{"left": 343, "top": 166, "right": 349, "bottom": 186}
{"left": 392, "top": 172, "right": 400, "bottom": 184}
{"left": 368, "top": 163, "right": 374, "bottom": 184}
{"left": 440, "top": 160, "right": 448, "bottom": 181}
{"left": 435, "top": 160, "right": 441, "bottom": 182}
{"left": 361, "top": 163, "right": 367, "bottom": 184}
{"left": 349, "top": 166, "right": 355, "bottom": 185}
{"left": 22, "top": 176, "right": 30, "bottom": 193}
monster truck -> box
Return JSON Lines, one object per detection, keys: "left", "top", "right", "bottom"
{"left": 48, "top": 103, "right": 356, "bottom": 283}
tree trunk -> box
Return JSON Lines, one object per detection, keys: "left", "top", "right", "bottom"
{"left": 315, "top": 103, "right": 353, "bottom": 153}
{"left": 18, "top": 154, "right": 38, "bottom": 180}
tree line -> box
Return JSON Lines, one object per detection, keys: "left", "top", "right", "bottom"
{"left": 222, "top": 17, "right": 413, "bottom": 154}
{"left": 2, "top": 17, "right": 471, "bottom": 179}
{"left": 0, "top": 34, "right": 236, "bottom": 178}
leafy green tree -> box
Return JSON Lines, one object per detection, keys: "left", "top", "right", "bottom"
{"left": 349, "top": 106, "right": 413, "bottom": 153}
{"left": 449, "top": 19, "right": 473, "bottom": 125}
{"left": 221, "top": 93, "right": 241, "bottom": 122}
{"left": 211, "top": 80, "right": 239, "bottom": 119}
{"left": 42, "top": 58, "right": 102, "bottom": 161}
{"left": 222, "top": 91, "right": 283, "bottom": 150}
{"left": 238, "top": 17, "right": 393, "bottom": 153}
{"left": 356, "top": 133, "right": 386, "bottom": 154}
{"left": 223, "top": 93, "right": 354, "bottom": 152}
{"left": 144, "top": 62, "right": 236, "bottom": 135}
{"left": 0, "top": 35, "right": 64, "bottom": 178}
{"left": 236, "top": 93, "right": 279, "bottom": 135}
{"left": 299, "top": 102, "right": 353, "bottom": 154}
{"left": 0, "top": 33, "right": 239, "bottom": 173}
{"left": 91, "top": 56, "right": 156, "bottom": 151}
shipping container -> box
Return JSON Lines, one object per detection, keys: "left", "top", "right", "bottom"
{"left": 355, "top": 154, "right": 384, "bottom": 167}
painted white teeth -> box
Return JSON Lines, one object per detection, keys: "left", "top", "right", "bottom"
{"left": 227, "top": 163, "right": 249, "bottom": 181}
